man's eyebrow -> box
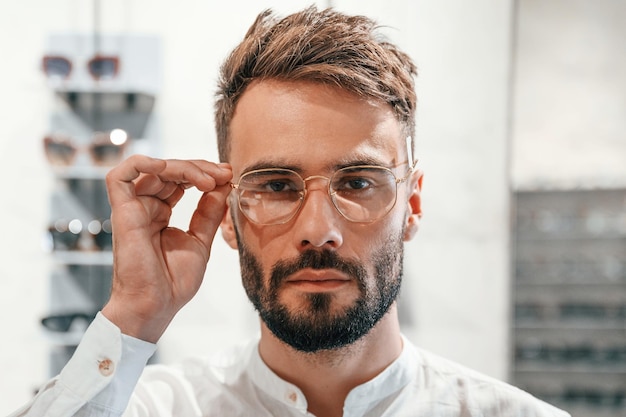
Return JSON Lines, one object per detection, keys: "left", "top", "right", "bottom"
{"left": 331, "top": 156, "right": 392, "bottom": 170}
{"left": 240, "top": 155, "right": 395, "bottom": 175}
{"left": 241, "top": 160, "right": 304, "bottom": 174}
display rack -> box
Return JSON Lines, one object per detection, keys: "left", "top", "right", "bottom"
{"left": 41, "top": 33, "right": 161, "bottom": 376}
{"left": 511, "top": 188, "right": 626, "bottom": 417}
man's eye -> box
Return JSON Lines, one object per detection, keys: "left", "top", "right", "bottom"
{"left": 335, "top": 175, "right": 376, "bottom": 192}
{"left": 240, "top": 171, "right": 300, "bottom": 193}
{"left": 266, "top": 180, "right": 292, "bottom": 192}
{"left": 344, "top": 178, "right": 371, "bottom": 190}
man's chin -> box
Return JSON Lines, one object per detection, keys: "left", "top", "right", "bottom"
{"left": 259, "top": 297, "right": 374, "bottom": 353}
{"left": 278, "top": 290, "right": 360, "bottom": 316}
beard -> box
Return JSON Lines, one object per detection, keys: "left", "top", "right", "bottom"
{"left": 236, "top": 232, "right": 404, "bottom": 353}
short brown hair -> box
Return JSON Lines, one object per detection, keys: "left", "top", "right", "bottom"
{"left": 214, "top": 6, "right": 418, "bottom": 162}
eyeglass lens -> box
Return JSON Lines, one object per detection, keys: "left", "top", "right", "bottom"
{"left": 88, "top": 57, "right": 118, "bottom": 79}
{"left": 44, "top": 139, "right": 76, "bottom": 165}
{"left": 90, "top": 133, "right": 126, "bottom": 165}
{"left": 236, "top": 166, "right": 400, "bottom": 224}
{"left": 43, "top": 57, "right": 72, "bottom": 78}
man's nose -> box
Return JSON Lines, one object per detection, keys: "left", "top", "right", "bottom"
{"left": 292, "top": 177, "right": 343, "bottom": 250}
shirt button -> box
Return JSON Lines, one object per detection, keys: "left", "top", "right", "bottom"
{"left": 98, "top": 359, "right": 115, "bottom": 377}
{"left": 286, "top": 390, "right": 298, "bottom": 403}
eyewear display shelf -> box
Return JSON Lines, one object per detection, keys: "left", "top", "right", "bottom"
{"left": 511, "top": 188, "right": 626, "bottom": 417}
{"left": 42, "top": 33, "right": 161, "bottom": 377}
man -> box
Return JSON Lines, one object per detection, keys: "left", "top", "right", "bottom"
{"left": 12, "top": 6, "right": 569, "bottom": 417}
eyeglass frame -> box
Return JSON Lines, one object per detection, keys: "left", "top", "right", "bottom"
{"left": 42, "top": 54, "right": 120, "bottom": 80}
{"left": 230, "top": 159, "right": 418, "bottom": 225}
{"left": 43, "top": 130, "right": 129, "bottom": 167}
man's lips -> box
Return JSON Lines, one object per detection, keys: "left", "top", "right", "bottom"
{"left": 286, "top": 268, "right": 351, "bottom": 282}
{"left": 284, "top": 269, "right": 352, "bottom": 291}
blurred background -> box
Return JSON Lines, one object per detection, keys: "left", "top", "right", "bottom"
{"left": 1, "top": 1, "right": 624, "bottom": 416}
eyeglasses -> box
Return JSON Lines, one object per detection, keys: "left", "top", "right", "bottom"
{"left": 231, "top": 163, "right": 416, "bottom": 225}
{"left": 42, "top": 54, "right": 120, "bottom": 80}
{"left": 43, "top": 129, "right": 128, "bottom": 167}
{"left": 41, "top": 311, "right": 98, "bottom": 332}
{"left": 48, "top": 218, "right": 113, "bottom": 251}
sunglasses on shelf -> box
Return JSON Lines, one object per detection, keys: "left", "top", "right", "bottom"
{"left": 48, "top": 218, "right": 112, "bottom": 251}
{"left": 41, "top": 311, "right": 98, "bottom": 332}
{"left": 42, "top": 54, "right": 120, "bottom": 80}
{"left": 43, "top": 129, "right": 128, "bottom": 167}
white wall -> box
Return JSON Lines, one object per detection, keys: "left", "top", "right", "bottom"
{"left": 1, "top": 0, "right": 515, "bottom": 413}
{"left": 511, "top": 0, "right": 626, "bottom": 189}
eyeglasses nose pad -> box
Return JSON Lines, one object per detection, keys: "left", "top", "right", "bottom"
{"left": 302, "top": 174, "right": 330, "bottom": 183}
{"left": 300, "top": 176, "right": 332, "bottom": 207}
{"left": 297, "top": 176, "right": 345, "bottom": 221}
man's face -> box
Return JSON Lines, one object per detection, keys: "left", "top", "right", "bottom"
{"left": 223, "top": 80, "right": 421, "bottom": 352}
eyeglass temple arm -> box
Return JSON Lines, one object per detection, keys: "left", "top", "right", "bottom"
{"left": 396, "top": 136, "right": 418, "bottom": 184}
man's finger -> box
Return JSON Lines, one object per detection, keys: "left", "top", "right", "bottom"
{"left": 155, "top": 160, "right": 233, "bottom": 192}
{"left": 107, "top": 156, "right": 232, "bottom": 207}
{"left": 106, "top": 155, "right": 167, "bottom": 206}
{"left": 187, "top": 184, "right": 232, "bottom": 252}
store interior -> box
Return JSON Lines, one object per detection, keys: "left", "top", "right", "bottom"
{"left": 1, "top": 1, "right": 624, "bottom": 416}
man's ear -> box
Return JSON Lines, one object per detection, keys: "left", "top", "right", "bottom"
{"left": 403, "top": 169, "right": 423, "bottom": 242}
{"left": 220, "top": 203, "right": 238, "bottom": 250}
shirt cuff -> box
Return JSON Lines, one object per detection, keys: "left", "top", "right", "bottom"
{"left": 58, "top": 312, "right": 157, "bottom": 413}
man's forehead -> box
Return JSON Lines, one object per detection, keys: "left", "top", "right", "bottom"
{"left": 230, "top": 79, "right": 398, "bottom": 131}
{"left": 227, "top": 80, "right": 404, "bottom": 173}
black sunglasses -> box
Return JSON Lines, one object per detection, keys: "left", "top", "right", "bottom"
{"left": 41, "top": 311, "right": 98, "bottom": 333}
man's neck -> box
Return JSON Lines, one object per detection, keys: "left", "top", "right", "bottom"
{"left": 257, "top": 306, "right": 403, "bottom": 417}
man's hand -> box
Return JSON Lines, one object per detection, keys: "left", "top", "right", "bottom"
{"left": 101, "top": 155, "right": 233, "bottom": 343}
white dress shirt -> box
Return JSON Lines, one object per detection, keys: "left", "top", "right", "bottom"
{"left": 10, "top": 313, "right": 570, "bottom": 417}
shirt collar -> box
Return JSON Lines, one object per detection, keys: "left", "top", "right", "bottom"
{"left": 343, "top": 335, "right": 417, "bottom": 414}
{"left": 248, "top": 335, "right": 417, "bottom": 414}
{"left": 249, "top": 342, "right": 309, "bottom": 412}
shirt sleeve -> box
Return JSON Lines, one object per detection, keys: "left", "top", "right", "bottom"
{"left": 8, "top": 312, "right": 157, "bottom": 417}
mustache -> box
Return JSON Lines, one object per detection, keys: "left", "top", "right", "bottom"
{"left": 270, "top": 249, "right": 367, "bottom": 291}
